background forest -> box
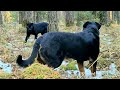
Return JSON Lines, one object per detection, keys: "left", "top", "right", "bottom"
{"left": 0, "top": 11, "right": 120, "bottom": 79}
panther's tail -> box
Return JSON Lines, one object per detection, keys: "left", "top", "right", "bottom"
{"left": 16, "top": 37, "right": 42, "bottom": 67}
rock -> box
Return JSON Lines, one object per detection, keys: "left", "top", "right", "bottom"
{"left": 0, "top": 60, "right": 12, "bottom": 73}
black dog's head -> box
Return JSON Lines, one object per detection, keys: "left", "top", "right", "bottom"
{"left": 26, "top": 23, "right": 34, "bottom": 32}
{"left": 83, "top": 21, "right": 101, "bottom": 30}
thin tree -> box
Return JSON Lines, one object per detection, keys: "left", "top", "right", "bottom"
{"left": 76, "top": 11, "right": 83, "bottom": 27}
{"left": 19, "top": 11, "right": 34, "bottom": 27}
{"left": 65, "top": 11, "right": 74, "bottom": 27}
{"left": 36, "top": 11, "right": 43, "bottom": 23}
{"left": 48, "top": 11, "right": 59, "bottom": 32}
{"left": 99, "top": 11, "right": 107, "bottom": 25}
{"left": 0, "top": 11, "right": 3, "bottom": 25}
{"left": 19, "top": 11, "right": 24, "bottom": 24}
{"left": 116, "top": 11, "right": 120, "bottom": 24}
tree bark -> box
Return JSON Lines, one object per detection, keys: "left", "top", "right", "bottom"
{"left": 36, "top": 11, "right": 43, "bottom": 23}
{"left": 99, "top": 11, "right": 107, "bottom": 25}
{"left": 65, "top": 11, "right": 74, "bottom": 27}
{"left": 0, "top": 11, "right": 3, "bottom": 25}
{"left": 76, "top": 11, "right": 83, "bottom": 27}
{"left": 48, "top": 11, "right": 59, "bottom": 32}
{"left": 116, "top": 11, "right": 120, "bottom": 24}
{"left": 19, "top": 11, "right": 34, "bottom": 27}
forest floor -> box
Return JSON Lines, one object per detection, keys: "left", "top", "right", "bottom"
{"left": 0, "top": 22, "right": 120, "bottom": 79}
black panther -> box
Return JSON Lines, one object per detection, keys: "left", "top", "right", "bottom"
{"left": 17, "top": 21, "right": 101, "bottom": 77}
{"left": 25, "top": 22, "right": 49, "bottom": 42}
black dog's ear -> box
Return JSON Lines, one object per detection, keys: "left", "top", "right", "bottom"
{"left": 95, "top": 22, "right": 101, "bottom": 30}
{"left": 27, "top": 23, "right": 33, "bottom": 27}
{"left": 30, "top": 23, "right": 33, "bottom": 26}
{"left": 83, "top": 21, "right": 91, "bottom": 28}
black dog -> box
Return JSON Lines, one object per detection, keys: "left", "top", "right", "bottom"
{"left": 25, "top": 22, "right": 49, "bottom": 43}
{"left": 17, "top": 21, "right": 101, "bottom": 77}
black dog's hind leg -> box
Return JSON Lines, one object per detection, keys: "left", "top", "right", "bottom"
{"left": 40, "top": 48, "right": 64, "bottom": 69}
{"left": 37, "top": 52, "right": 46, "bottom": 65}
{"left": 25, "top": 34, "right": 30, "bottom": 43}
{"left": 77, "top": 61, "right": 85, "bottom": 77}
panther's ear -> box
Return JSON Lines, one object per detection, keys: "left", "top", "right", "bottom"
{"left": 95, "top": 22, "right": 101, "bottom": 30}
{"left": 83, "top": 21, "right": 91, "bottom": 28}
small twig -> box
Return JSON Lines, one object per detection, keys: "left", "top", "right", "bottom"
{"left": 88, "top": 51, "right": 108, "bottom": 69}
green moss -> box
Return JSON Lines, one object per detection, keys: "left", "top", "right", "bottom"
{"left": 60, "top": 61, "right": 77, "bottom": 70}
{"left": 21, "top": 63, "right": 62, "bottom": 79}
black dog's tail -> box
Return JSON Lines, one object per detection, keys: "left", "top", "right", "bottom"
{"left": 16, "top": 37, "right": 42, "bottom": 67}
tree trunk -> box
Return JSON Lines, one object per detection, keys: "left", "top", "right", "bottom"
{"left": 36, "top": 11, "right": 48, "bottom": 22}
{"left": 19, "top": 11, "right": 25, "bottom": 24}
{"left": 33, "top": 11, "right": 37, "bottom": 23}
{"left": 106, "top": 11, "right": 111, "bottom": 25}
{"left": 26, "top": 11, "right": 34, "bottom": 22}
{"left": 76, "top": 11, "right": 83, "bottom": 27}
{"left": 99, "top": 11, "right": 107, "bottom": 25}
{"left": 116, "top": 11, "right": 120, "bottom": 24}
{"left": 36, "top": 11, "right": 43, "bottom": 23}
{"left": 112, "top": 11, "right": 115, "bottom": 21}
{"left": 65, "top": 11, "right": 74, "bottom": 27}
{"left": 92, "top": 11, "right": 98, "bottom": 18}
{"left": 19, "top": 11, "right": 34, "bottom": 27}
{"left": 0, "top": 11, "right": 3, "bottom": 25}
{"left": 109, "top": 11, "right": 112, "bottom": 21}
{"left": 48, "top": 11, "right": 59, "bottom": 32}
{"left": 111, "top": 11, "right": 119, "bottom": 24}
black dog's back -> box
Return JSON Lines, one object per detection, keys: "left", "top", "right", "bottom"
{"left": 40, "top": 29, "right": 99, "bottom": 61}
{"left": 33, "top": 22, "right": 49, "bottom": 34}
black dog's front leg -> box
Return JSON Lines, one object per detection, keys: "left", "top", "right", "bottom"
{"left": 25, "top": 34, "right": 30, "bottom": 43}
{"left": 89, "top": 60, "right": 97, "bottom": 77}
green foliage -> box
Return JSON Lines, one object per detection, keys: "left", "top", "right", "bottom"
{"left": 60, "top": 61, "right": 77, "bottom": 70}
{"left": 11, "top": 11, "right": 18, "bottom": 22}
{"left": 37, "top": 11, "right": 48, "bottom": 22}
{"left": 20, "top": 63, "right": 62, "bottom": 79}
{"left": 75, "top": 11, "right": 96, "bottom": 21}
{"left": 75, "top": 11, "right": 100, "bottom": 27}
{"left": 76, "top": 21, "right": 84, "bottom": 27}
